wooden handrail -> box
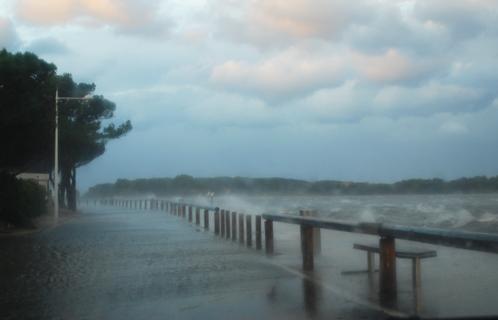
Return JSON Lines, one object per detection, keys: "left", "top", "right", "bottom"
{"left": 262, "top": 213, "right": 498, "bottom": 254}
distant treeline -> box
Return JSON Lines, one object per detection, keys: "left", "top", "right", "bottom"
{"left": 84, "top": 175, "right": 498, "bottom": 198}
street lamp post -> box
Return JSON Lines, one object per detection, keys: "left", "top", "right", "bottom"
{"left": 54, "top": 90, "right": 92, "bottom": 222}
{"left": 54, "top": 90, "right": 59, "bottom": 221}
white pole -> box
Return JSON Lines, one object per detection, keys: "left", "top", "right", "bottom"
{"left": 54, "top": 89, "right": 59, "bottom": 221}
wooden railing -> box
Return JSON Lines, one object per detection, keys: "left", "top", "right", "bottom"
{"left": 92, "top": 197, "right": 498, "bottom": 305}
{"left": 262, "top": 212, "right": 498, "bottom": 302}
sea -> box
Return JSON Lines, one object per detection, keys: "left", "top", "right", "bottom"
{"left": 200, "top": 193, "right": 498, "bottom": 233}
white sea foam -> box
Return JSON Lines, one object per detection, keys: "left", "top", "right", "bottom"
{"left": 358, "top": 207, "right": 376, "bottom": 223}
{"left": 430, "top": 208, "right": 474, "bottom": 228}
{"left": 477, "top": 212, "right": 498, "bottom": 223}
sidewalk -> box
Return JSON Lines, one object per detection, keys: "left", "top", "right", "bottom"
{"left": 1, "top": 206, "right": 389, "bottom": 320}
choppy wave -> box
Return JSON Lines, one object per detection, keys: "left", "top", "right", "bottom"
{"left": 206, "top": 193, "right": 498, "bottom": 233}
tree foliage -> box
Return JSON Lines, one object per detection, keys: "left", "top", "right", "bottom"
{"left": 0, "top": 49, "right": 56, "bottom": 173}
{"left": 0, "top": 49, "right": 131, "bottom": 214}
{"left": 57, "top": 74, "right": 132, "bottom": 210}
{"left": 0, "top": 172, "right": 47, "bottom": 226}
{"left": 85, "top": 175, "right": 498, "bottom": 198}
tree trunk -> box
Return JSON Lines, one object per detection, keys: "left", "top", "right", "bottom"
{"left": 60, "top": 166, "right": 69, "bottom": 209}
{"left": 67, "top": 166, "right": 77, "bottom": 211}
{"left": 60, "top": 164, "right": 77, "bottom": 211}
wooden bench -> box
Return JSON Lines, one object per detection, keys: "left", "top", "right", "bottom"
{"left": 351, "top": 243, "right": 437, "bottom": 293}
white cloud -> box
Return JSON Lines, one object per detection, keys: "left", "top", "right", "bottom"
{"left": 414, "top": 0, "right": 498, "bottom": 39}
{"left": 185, "top": 91, "right": 276, "bottom": 128}
{"left": 209, "top": 45, "right": 451, "bottom": 103}
{"left": 353, "top": 48, "right": 438, "bottom": 84}
{"left": 3, "top": 0, "right": 498, "bottom": 185}
{"left": 210, "top": 46, "right": 349, "bottom": 100}
{"left": 291, "top": 80, "right": 365, "bottom": 122}
{"left": 24, "top": 37, "right": 69, "bottom": 55}
{"left": 373, "top": 82, "right": 485, "bottom": 116}
{"left": 214, "top": 0, "right": 373, "bottom": 48}
{"left": 15, "top": 0, "right": 171, "bottom": 36}
{"left": 439, "top": 120, "right": 469, "bottom": 135}
{"left": 0, "top": 17, "right": 20, "bottom": 50}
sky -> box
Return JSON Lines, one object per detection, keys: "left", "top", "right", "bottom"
{"left": 1, "top": 0, "right": 498, "bottom": 191}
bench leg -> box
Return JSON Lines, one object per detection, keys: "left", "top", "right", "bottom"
{"left": 412, "top": 257, "right": 422, "bottom": 313}
{"left": 367, "top": 252, "right": 374, "bottom": 276}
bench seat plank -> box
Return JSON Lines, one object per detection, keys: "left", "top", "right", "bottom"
{"left": 354, "top": 243, "right": 437, "bottom": 259}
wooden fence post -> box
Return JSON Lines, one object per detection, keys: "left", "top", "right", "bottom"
{"left": 196, "top": 207, "right": 200, "bottom": 225}
{"left": 204, "top": 209, "right": 209, "bottom": 230}
{"left": 246, "top": 215, "right": 252, "bottom": 247}
{"left": 239, "top": 213, "right": 245, "bottom": 244}
{"left": 220, "top": 209, "right": 225, "bottom": 237}
{"left": 300, "top": 210, "right": 321, "bottom": 255}
{"left": 231, "top": 212, "right": 237, "bottom": 241}
{"left": 301, "top": 225, "right": 314, "bottom": 271}
{"left": 256, "top": 215, "right": 262, "bottom": 250}
{"left": 380, "top": 236, "right": 397, "bottom": 304}
{"left": 226, "top": 210, "right": 231, "bottom": 239}
{"left": 265, "top": 219, "right": 274, "bottom": 255}
{"left": 214, "top": 208, "right": 220, "bottom": 235}
{"left": 188, "top": 206, "right": 193, "bottom": 222}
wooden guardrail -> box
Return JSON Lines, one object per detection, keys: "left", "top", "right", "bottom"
{"left": 262, "top": 213, "right": 498, "bottom": 254}
{"left": 95, "top": 198, "right": 266, "bottom": 252}
{"left": 262, "top": 212, "right": 498, "bottom": 301}
{"left": 92, "top": 198, "right": 498, "bottom": 305}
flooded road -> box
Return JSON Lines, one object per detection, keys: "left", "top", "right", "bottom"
{"left": 0, "top": 207, "right": 385, "bottom": 320}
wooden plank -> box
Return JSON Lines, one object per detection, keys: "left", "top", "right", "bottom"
{"left": 262, "top": 213, "right": 361, "bottom": 233}
{"left": 353, "top": 243, "right": 437, "bottom": 259}
{"left": 263, "top": 213, "right": 498, "bottom": 254}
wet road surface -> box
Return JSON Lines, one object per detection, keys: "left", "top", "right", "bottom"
{"left": 1, "top": 207, "right": 386, "bottom": 320}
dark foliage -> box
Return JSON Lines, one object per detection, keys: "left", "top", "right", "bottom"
{"left": 0, "top": 172, "right": 47, "bottom": 227}
{"left": 85, "top": 175, "right": 498, "bottom": 198}
{"left": 57, "top": 73, "right": 132, "bottom": 210}
{"left": 0, "top": 50, "right": 56, "bottom": 174}
{"left": 0, "top": 50, "right": 131, "bottom": 212}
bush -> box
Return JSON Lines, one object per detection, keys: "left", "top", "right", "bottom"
{"left": 0, "top": 172, "right": 47, "bottom": 227}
